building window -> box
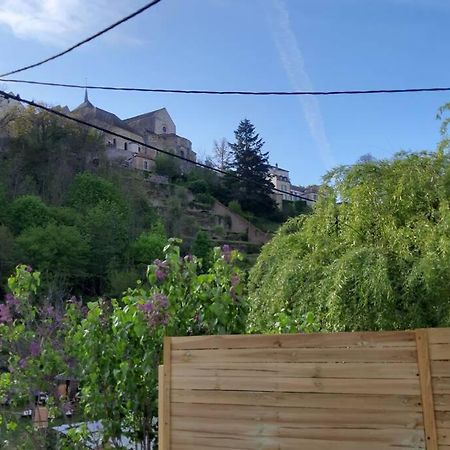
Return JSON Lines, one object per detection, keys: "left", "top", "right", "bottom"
{"left": 162, "top": 126, "right": 167, "bottom": 133}
{"left": 113, "top": 138, "right": 116, "bottom": 146}
{"left": 180, "top": 150, "right": 185, "bottom": 158}
{"left": 138, "top": 147, "right": 141, "bottom": 153}
{"left": 124, "top": 142, "right": 128, "bottom": 151}
{"left": 144, "top": 160, "right": 148, "bottom": 170}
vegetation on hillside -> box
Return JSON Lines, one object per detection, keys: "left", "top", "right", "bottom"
{"left": 248, "top": 150, "right": 450, "bottom": 332}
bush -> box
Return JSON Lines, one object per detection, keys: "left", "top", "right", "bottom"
{"left": 8, "top": 195, "right": 51, "bottom": 235}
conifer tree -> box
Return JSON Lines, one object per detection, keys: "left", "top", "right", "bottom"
{"left": 228, "top": 119, "right": 276, "bottom": 215}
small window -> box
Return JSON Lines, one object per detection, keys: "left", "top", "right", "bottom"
{"left": 113, "top": 138, "right": 116, "bottom": 146}
{"left": 180, "top": 150, "right": 185, "bottom": 158}
{"left": 124, "top": 142, "right": 128, "bottom": 151}
{"left": 138, "top": 147, "right": 141, "bottom": 153}
{"left": 162, "top": 126, "right": 167, "bottom": 133}
{"left": 143, "top": 160, "right": 148, "bottom": 170}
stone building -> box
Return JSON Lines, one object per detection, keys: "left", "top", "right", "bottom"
{"left": 70, "top": 91, "right": 196, "bottom": 172}
{"left": 268, "top": 163, "right": 318, "bottom": 207}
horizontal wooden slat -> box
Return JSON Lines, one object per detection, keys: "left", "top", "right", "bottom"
{"left": 171, "top": 432, "right": 425, "bottom": 450}
{"left": 172, "top": 347, "right": 417, "bottom": 364}
{"left": 172, "top": 362, "right": 419, "bottom": 379}
{"left": 431, "top": 361, "right": 450, "bottom": 377}
{"left": 171, "top": 331, "right": 417, "bottom": 350}
{"left": 172, "top": 389, "right": 423, "bottom": 411}
{"left": 428, "top": 329, "right": 450, "bottom": 345}
{"left": 172, "top": 403, "right": 423, "bottom": 429}
{"left": 439, "top": 427, "right": 450, "bottom": 445}
{"left": 172, "top": 416, "right": 425, "bottom": 446}
{"left": 172, "top": 375, "right": 421, "bottom": 395}
{"left": 436, "top": 411, "right": 450, "bottom": 428}
{"left": 433, "top": 377, "right": 450, "bottom": 394}
{"left": 430, "top": 343, "right": 450, "bottom": 361}
{"left": 432, "top": 394, "right": 450, "bottom": 411}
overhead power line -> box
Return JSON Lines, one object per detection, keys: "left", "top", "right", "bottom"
{"left": 1, "top": 78, "right": 450, "bottom": 96}
{"left": 0, "top": 0, "right": 163, "bottom": 78}
{"left": 0, "top": 90, "right": 315, "bottom": 203}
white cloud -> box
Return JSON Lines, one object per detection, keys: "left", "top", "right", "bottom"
{"left": 268, "top": 0, "right": 335, "bottom": 171}
{"left": 0, "top": 0, "right": 143, "bottom": 46}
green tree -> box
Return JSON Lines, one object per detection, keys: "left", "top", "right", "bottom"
{"left": 81, "top": 201, "right": 129, "bottom": 290}
{"left": 191, "top": 230, "right": 213, "bottom": 269}
{"left": 154, "top": 153, "right": 181, "bottom": 180}
{"left": 17, "top": 223, "right": 90, "bottom": 282}
{"left": 248, "top": 151, "right": 450, "bottom": 333}
{"left": 8, "top": 195, "right": 50, "bottom": 235}
{"left": 130, "top": 221, "right": 167, "bottom": 266}
{"left": 66, "top": 172, "right": 125, "bottom": 212}
{"left": 228, "top": 119, "right": 277, "bottom": 215}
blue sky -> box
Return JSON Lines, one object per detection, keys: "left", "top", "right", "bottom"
{"left": 1, "top": 0, "right": 449, "bottom": 185}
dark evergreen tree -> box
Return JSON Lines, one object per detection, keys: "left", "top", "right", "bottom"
{"left": 228, "top": 119, "right": 276, "bottom": 215}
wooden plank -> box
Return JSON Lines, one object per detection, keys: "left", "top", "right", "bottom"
{"left": 172, "top": 403, "right": 424, "bottom": 429}
{"left": 172, "top": 432, "right": 425, "bottom": 450}
{"left": 162, "top": 337, "right": 171, "bottom": 450}
{"left": 432, "top": 378, "right": 450, "bottom": 394}
{"left": 171, "top": 389, "right": 423, "bottom": 411}
{"left": 172, "top": 416, "right": 425, "bottom": 446}
{"left": 428, "top": 329, "right": 450, "bottom": 345}
{"left": 172, "top": 347, "right": 417, "bottom": 364}
{"left": 158, "top": 365, "right": 165, "bottom": 449}
{"left": 431, "top": 361, "right": 450, "bottom": 377}
{"left": 429, "top": 343, "right": 450, "bottom": 361}
{"left": 436, "top": 411, "right": 450, "bottom": 428}
{"left": 172, "top": 362, "right": 420, "bottom": 379}
{"left": 416, "top": 329, "right": 438, "bottom": 450}
{"left": 434, "top": 394, "right": 450, "bottom": 411}
{"left": 438, "top": 428, "right": 450, "bottom": 445}
{"left": 172, "top": 375, "right": 421, "bottom": 395}
{"left": 171, "top": 330, "right": 417, "bottom": 350}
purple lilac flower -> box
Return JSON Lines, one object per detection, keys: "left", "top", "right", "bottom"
{"left": 184, "top": 254, "right": 194, "bottom": 263}
{"left": 139, "top": 293, "right": 169, "bottom": 327}
{"left": 231, "top": 274, "right": 240, "bottom": 287}
{"left": 26, "top": 265, "right": 33, "bottom": 273}
{"left": 0, "top": 304, "right": 12, "bottom": 323}
{"left": 222, "top": 245, "right": 232, "bottom": 263}
{"left": 19, "top": 358, "right": 27, "bottom": 369}
{"left": 5, "top": 293, "right": 19, "bottom": 308}
{"left": 29, "top": 341, "right": 41, "bottom": 358}
{"left": 154, "top": 259, "right": 169, "bottom": 282}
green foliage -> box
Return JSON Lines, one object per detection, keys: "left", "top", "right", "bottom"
{"left": 186, "top": 178, "right": 209, "bottom": 194}
{"left": 248, "top": 151, "right": 450, "bottom": 333}
{"left": 8, "top": 195, "right": 50, "bottom": 235}
{"left": 154, "top": 153, "right": 181, "bottom": 179}
{"left": 70, "top": 239, "right": 246, "bottom": 448}
{"left": 191, "top": 230, "right": 213, "bottom": 269}
{"left": 130, "top": 221, "right": 167, "bottom": 266}
{"left": 228, "top": 119, "right": 277, "bottom": 216}
{"left": 80, "top": 201, "right": 129, "bottom": 280}
{"left": 66, "top": 172, "right": 125, "bottom": 212}
{"left": 17, "top": 224, "right": 89, "bottom": 281}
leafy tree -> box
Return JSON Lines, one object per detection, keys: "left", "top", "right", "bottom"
{"left": 0, "top": 226, "right": 19, "bottom": 297}
{"left": 2, "top": 107, "right": 104, "bottom": 203}
{"left": 130, "top": 221, "right": 167, "bottom": 267}
{"left": 8, "top": 195, "right": 50, "bottom": 235}
{"left": 248, "top": 151, "right": 450, "bottom": 333}
{"left": 66, "top": 172, "right": 125, "bottom": 213}
{"left": 17, "top": 223, "right": 90, "bottom": 282}
{"left": 228, "top": 119, "right": 277, "bottom": 215}
{"left": 154, "top": 153, "right": 181, "bottom": 180}
{"left": 191, "top": 230, "right": 213, "bottom": 269}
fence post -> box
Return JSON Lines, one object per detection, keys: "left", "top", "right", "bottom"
{"left": 161, "top": 337, "right": 172, "bottom": 450}
{"left": 416, "top": 329, "right": 438, "bottom": 450}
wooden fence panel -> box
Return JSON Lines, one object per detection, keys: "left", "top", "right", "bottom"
{"left": 160, "top": 329, "right": 450, "bottom": 450}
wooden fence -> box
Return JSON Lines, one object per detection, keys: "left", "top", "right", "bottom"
{"left": 158, "top": 328, "right": 450, "bottom": 450}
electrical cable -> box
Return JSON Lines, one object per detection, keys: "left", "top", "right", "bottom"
{"left": 1, "top": 78, "right": 450, "bottom": 96}
{"left": 0, "top": 0, "right": 163, "bottom": 78}
{"left": 0, "top": 90, "right": 315, "bottom": 203}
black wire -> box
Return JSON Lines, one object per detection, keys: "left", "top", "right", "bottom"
{"left": 1, "top": 78, "right": 450, "bottom": 96}
{"left": 0, "top": 0, "right": 163, "bottom": 78}
{"left": 0, "top": 90, "right": 315, "bottom": 203}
